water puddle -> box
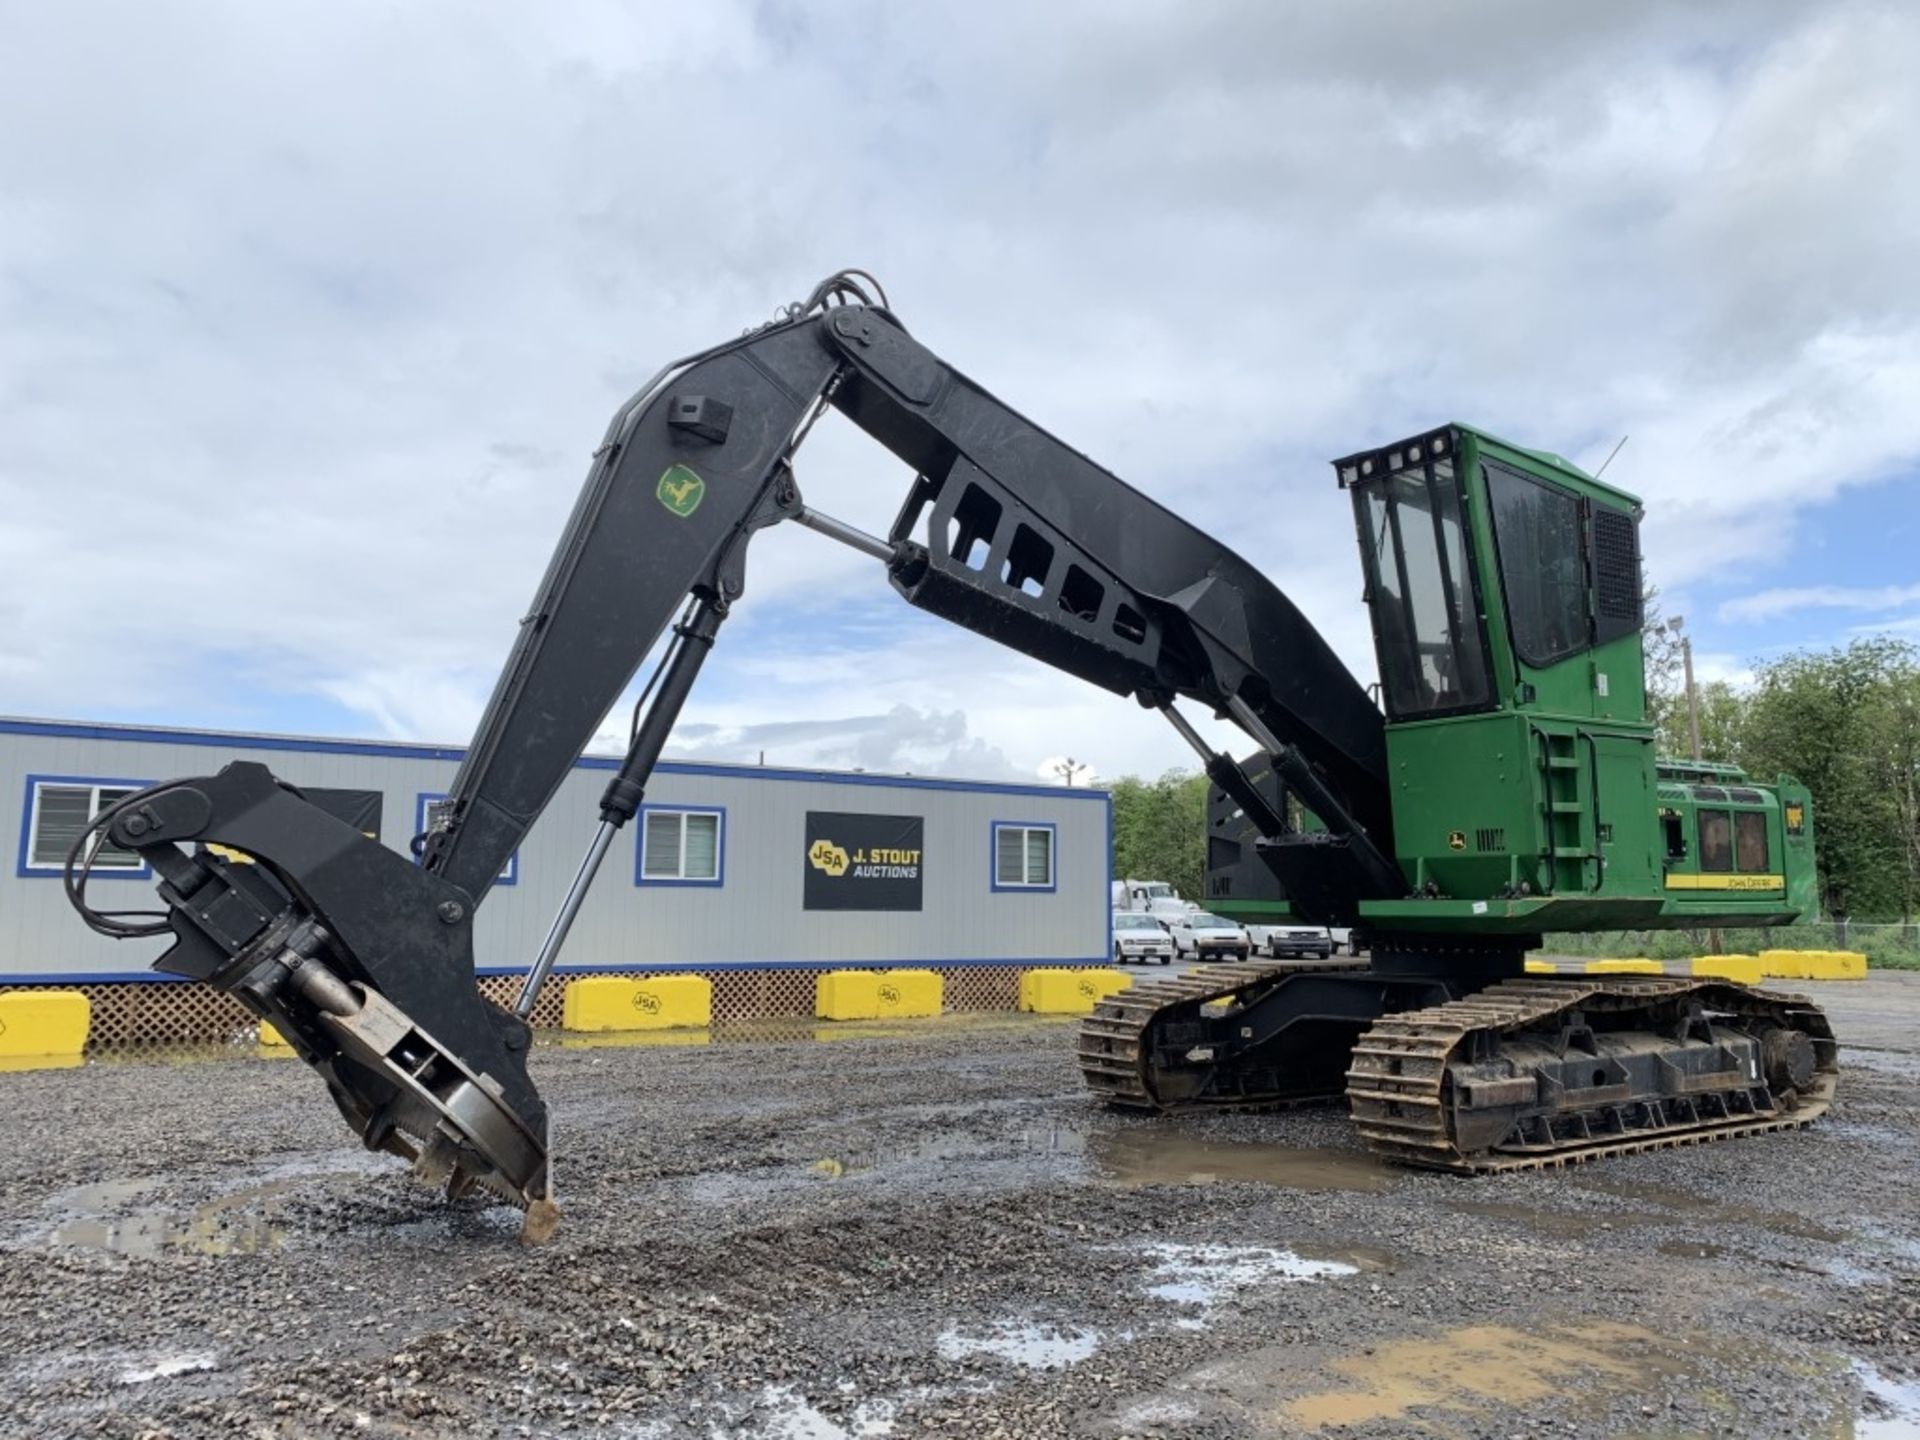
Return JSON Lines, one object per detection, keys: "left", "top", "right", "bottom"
{"left": 1139, "top": 1242, "right": 1358, "bottom": 1310}
{"left": 757, "top": 1383, "right": 899, "bottom": 1438}
{"left": 1855, "top": 1361, "right": 1920, "bottom": 1438}
{"left": 801, "top": 1125, "right": 1086, "bottom": 1183}
{"left": 1092, "top": 1132, "right": 1388, "bottom": 1192}
{"left": 45, "top": 1155, "right": 386, "bottom": 1257}
{"left": 1446, "top": 1198, "right": 1628, "bottom": 1238}
{"left": 540, "top": 1012, "right": 1061, "bottom": 1054}
{"left": 1588, "top": 1178, "right": 1846, "bottom": 1243}
{"left": 1285, "top": 1320, "right": 1704, "bottom": 1430}
{"left": 557, "top": 1030, "right": 712, "bottom": 1050}
{"left": 1452, "top": 1181, "right": 1846, "bottom": 1246}
{"left": 118, "top": 1354, "right": 217, "bottom": 1385}
{"left": 936, "top": 1320, "right": 1101, "bottom": 1370}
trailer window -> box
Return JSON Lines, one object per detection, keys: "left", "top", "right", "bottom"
{"left": 993, "top": 822, "right": 1055, "bottom": 890}
{"left": 639, "top": 807, "right": 723, "bottom": 884}
{"left": 1486, "top": 462, "right": 1590, "bottom": 668}
{"left": 1698, "top": 809, "right": 1732, "bottom": 873}
{"left": 21, "top": 779, "right": 147, "bottom": 873}
{"left": 1354, "top": 456, "right": 1492, "bottom": 718}
{"left": 1735, "top": 811, "right": 1769, "bottom": 874}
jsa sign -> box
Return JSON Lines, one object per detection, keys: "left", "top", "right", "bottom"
{"left": 804, "top": 811, "right": 925, "bottom": 911}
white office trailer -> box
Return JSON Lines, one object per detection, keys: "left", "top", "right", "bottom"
{"left": 0, "top": 717, "right": 1110, "bottom": 1040}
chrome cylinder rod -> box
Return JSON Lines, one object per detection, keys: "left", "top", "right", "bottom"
{"left": 1161, "top": 703, "right": 1218, "bottom": 765}
{"left": 1225, "top": 695, "right": 1287, "bottom": 755}
{"left": 515, "top": 820, "right": 619, "bottom": 1017}
{"left": 792, "top": 505, "right": 894, "bottom": 562}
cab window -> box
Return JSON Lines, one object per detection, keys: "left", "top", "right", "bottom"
{"left": 1354, "top": 455, "right": 1492, "bottom": 718}
{"left": 1486, "top": 462, "right": 1589, "bottom": 667}
{"left": 1735, "top": 811, "right": 1769, "bottom": 874}
{"left": 1698, "top": 810, "right": 1732, "bottom": 873}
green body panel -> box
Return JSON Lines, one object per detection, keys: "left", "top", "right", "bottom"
{"left": 1649, "top": 771, "right": 1816, "bottom": 925}
{"left": 1282, "top": 422, "right": 1822, "bottom": 942}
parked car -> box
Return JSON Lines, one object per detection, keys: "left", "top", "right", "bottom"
{"left": 1111, "top": 912, "right": 1175, "bottom": 965}
{"left": 1250, "top": 922, "right": 1333, "bottom": 960}
{"left": 1164, "top": 911, "right": 1253, "bottom": 962}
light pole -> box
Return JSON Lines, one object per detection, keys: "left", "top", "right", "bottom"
{"left": 1050, "top": 757, "right": 1094, "bottom": 787}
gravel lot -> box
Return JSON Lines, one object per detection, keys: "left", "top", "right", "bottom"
{"left": 1, "top": 974, "right": 1916, "bottom": 1439}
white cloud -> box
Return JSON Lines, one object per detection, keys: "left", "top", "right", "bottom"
{"left": 1720, "top": 583, "right": 1920, "bottom": 623}
{"left": 2, "top": 1, "right": 1918, "bottom": 784}
{"left": 1689, "top": 652, "right": 1758, "bottom": 689}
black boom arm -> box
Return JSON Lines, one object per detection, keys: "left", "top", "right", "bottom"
{"left": 423, "top": 285, "right": 1406, "bottom": 939}
{"left": 71, "top": 276, "right": 1405, "bottom": 1225}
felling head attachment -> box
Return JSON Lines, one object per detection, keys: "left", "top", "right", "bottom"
{"left": 65, "top": 762, "right": 556, "bottom": 1239}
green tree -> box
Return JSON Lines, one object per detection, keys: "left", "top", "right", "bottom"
{"left": 1643, "top": 582, "right": 1686, "bottom": 748}
{"left": 1742, "top": 638, "right": 1918, "bottom": 920}
{"left": 1690, "top": 678, "right": 1749, "bottom": 764}
{"left": 1108, "top": 769, "right": 1209, "bottom": 902}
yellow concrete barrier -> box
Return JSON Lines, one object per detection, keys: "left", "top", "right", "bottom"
{"left": 1523, "top": 958, "right": 1558, "bottom": 975}
{"left": 1018, "top": 968, "right": 1133, "bottom": 1014}
{"left": 0, "top": 990, "right": 90, "bottom": 1059}
{"left": 1800, "top": 950, "right": 1868, "bottom": 981}
{"left": 564, "top": 975, "right": 712, "bottom": 1031}
{"left": 259, "top": 1020, "right": 293, "bottom": 1049}
{"left": 0, "top": 1053, "right": 83, "bottom": 1073}
{"left": 1690, "top": 954, "right": 1764, "bottom": 985}
{"left": 1585, "top": 958, "right": 1663, "bottom": 975}
{"left": 815, "top": 970, "right": 880, "bottom": 1020}
{"left": 1761, "top": 949, "right": 1823, "bottom": 980}
{"left": 873, "top": 970, "right": 942, "bottom": 1018}
{"left": 1823, "top": 950, "right": 1869, "bottom": 980}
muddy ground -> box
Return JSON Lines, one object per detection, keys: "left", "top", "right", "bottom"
{"left": 1, "top": 974, "right": 1916, "bottom": 1439}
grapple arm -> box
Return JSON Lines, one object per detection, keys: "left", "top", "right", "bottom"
{"left": 74, "top": 274, "right": 1405, "bottom": 1231}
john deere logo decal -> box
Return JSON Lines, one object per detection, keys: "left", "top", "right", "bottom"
{"left": 657, "top": 464, "right": 706, "bottom": 518}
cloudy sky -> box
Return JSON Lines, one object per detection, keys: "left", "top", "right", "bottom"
{"left": 3, "top": 1, "right": 1916, "bottom": 785}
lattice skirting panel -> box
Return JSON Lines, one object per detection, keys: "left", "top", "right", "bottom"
{"left": 1, "top": 964, "right": 1092, "bottom": 1049}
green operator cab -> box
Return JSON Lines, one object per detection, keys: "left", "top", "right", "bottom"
{"left": 1213, "top": 426, "right": 1812, "bottom": 948}
{"left": 1321, "top": 423, "right": 1814, "bottom": 936}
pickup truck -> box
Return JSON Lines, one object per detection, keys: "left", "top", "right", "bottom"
{"left": 1164, "top": 912, "right": 1253, "bottom": 962}
{"left": 1111, "top": 912, "right": 1176, "bottom": 965}
{"left": 1247, "top": 922, "right": 1333, "bottom": 960}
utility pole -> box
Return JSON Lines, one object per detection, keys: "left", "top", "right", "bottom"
{"left": 1681, "top": 633, "right": 1702, "bottom": 761}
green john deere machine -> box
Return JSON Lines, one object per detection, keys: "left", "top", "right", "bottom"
{"left": 1206, "top": 424, "right": 1818, "bottom": 938}
{"left": 1081, "top": 423, "right": 1835, "bottom": 1171}
{"left": 74, "top": 277, "right": 1836, "bottom": 1216}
